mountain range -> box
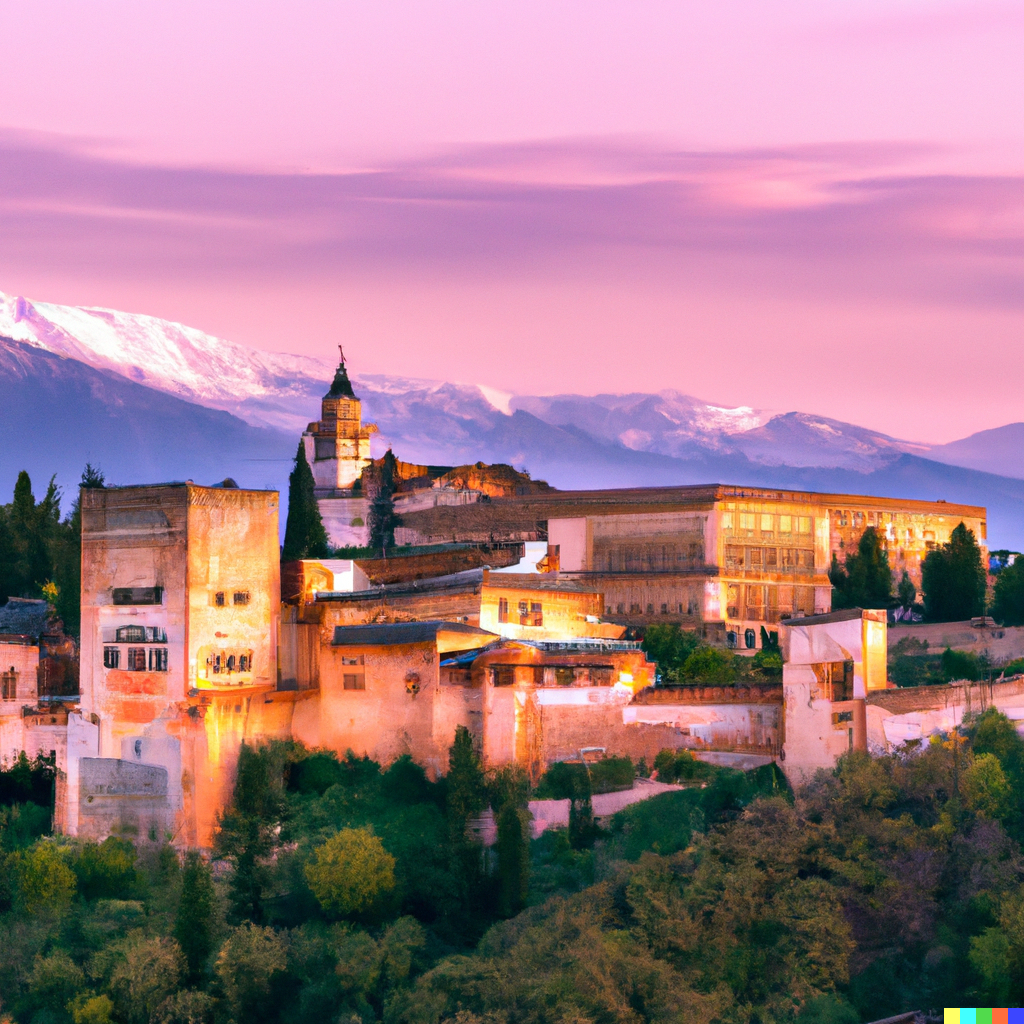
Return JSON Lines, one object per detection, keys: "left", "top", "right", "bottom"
{"left": 1, "top": 289, "right": 1022, "bottom": 549}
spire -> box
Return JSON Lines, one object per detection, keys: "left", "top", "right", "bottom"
{"left": 326, "top": 344, "right": 356, "bottom": 398}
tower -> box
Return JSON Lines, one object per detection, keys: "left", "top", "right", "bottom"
{"left": 302, "top": 347, "right": 377, "bottom": 493}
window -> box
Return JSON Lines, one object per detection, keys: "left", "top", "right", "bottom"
{"left": 616, "top": 603, "right": 625, "bottom": 614}
{"left": 760, "top": 514, "right": 773, "bottom": 532}
{"left": 739, "top": 512, "right": 755, "bottom": 532}
{"left": 800, "top": 550, "right": 815, "bottom": 568}
{"left": 779, "top": 515, "right": 792, "bottom": 533}
{"left": 209, "top": 653, "right": 222, "bottom": 674}
{"left": 149, "top": 648, "right": 168, "bottom": 672}
{"left": 725, "top": 545, "right": 743, "bottom": 569}
{"left": 239, "top": 655, "right": 250, "bottom": 672}
{"left": 103, "top": 647, "right": 121, "bottom": 669}
{"left": 233, "top": 591, "right": 250, "bottom": 605}
{"left": 721, "top": 512, "right": 734, "bottom": 530}
{"left": 530, "top": 602, "right": 543, "bottom": 626}
{"left": 226, "top": 655, "right": 237, "bottom": 672}
{"left": 745, "top": 628, "right": 757, "bottom": 649}
{"left": 749, "top": 548, "right": 763, "bottom": 567}
{"left": 343, "top": 674, "right": 365, "bottom": 690}
{"left": 127, "top": 648, "right": 147, "bottom": 671}
{"left": 341, "top": 655, "right": 364, "bottom": 666}
{"left": 113, "top": 587, "right": 162, "bottom": 606}
{"left": 630, "top": 603, "right": 641, "bottom": 614}
{"left": 116, "top": 625, "right": 146, "bottom": 643}
{"left": 555, "top": 667, "right": 574, "bottom": 686}
{"left": 646, "top": 603, "right": 654, "bottom": 615}
{"left": 1, "top": 669, "right": 17, "bottom": 700}
{"left": 661, "top": 603, "right": 668, "bottom": 614}
{"left": 214, "top": 592, "right": 226, "bottom": 607}
{"left": 498, "top": 598, "right": 509, "bottom": 623}
{"left": 145, "top": 626, "right": 167, "bottom": 642}
{"left": 518, "top": 600, "right": 529, "bottom": 625}
{"left": 765, "top": 548, "right": 778, "bottom": 567}
{"left": 492, "top": 666, "right": 515, "bottom": 687}
{"left": 798, "top": 517, "right": 813, "bottom": 534}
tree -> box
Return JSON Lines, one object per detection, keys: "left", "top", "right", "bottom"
{"left": 175, "top": 851, "right": 217, "bottom": 979}
{"left": 282, "top": 442, "right": 329, "bottom": 561}
{"left": 105, "top": 934, "right": 185, "bottom": 1024}
{"left": 641, "top": 624, "right": 702, "bottom": 681}
{"left": 304, "top": 827, "right": 396, "bottom": 918}
{"left": 490, "top": 765, "right": 530, "bottom": 917}
{"left": 993, "top": 559, "right": 1024, "bottom": 626}
{"left": 17, "top": 842, "right": 76, "bottom": 916}
{"left": 368, "top": 449, "right": 399, "bottom": 555}
{"left": 897, "top": 569, "right": 916, "bottom": 610}
{"left": 680, "top": 646, "right": 736, "bottom": 684}
{"left": 921, "top": 522, "right": 987, "bottom": 621}
{"left": 829, "top": 527, "right": 893, "bottom": 609}
{"left": 215, "top": 923, "right": 288, "bottom": 1022}
{"left": 445, "top": 726, "right": 486, "bottom": 842}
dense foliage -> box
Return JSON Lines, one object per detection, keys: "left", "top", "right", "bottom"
{"left": 6, "top": 716, "right": 1024, "bottom": 1020}
{"left": 921, "top": 521, "right": 987, "bottom": 622}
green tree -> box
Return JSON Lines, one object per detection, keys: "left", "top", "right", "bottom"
{"left": 72, "top": 836, "right": 137, "bottom": 901}
{"left": 964, "top": 752, "right": 1013, "bottom": 821}
{"left": 103, "top": 934, "right": 185, "bottom": 1024}
{"left": 445, "top": 726, "right": 486, "bottom": 842}
{"left": 641, "top": 624, "right": 702, "bottom": 681}
{"left": 992, "top": 558, "right": 1024, "bottom": 626}
{"left": 680, "top": 645, "right": 736, "bottom": 684}
{"left": 18, "top": 841, "right": 76, "bottom": 916}
{"left": 897, "top": 569, "right": 916, "bottom": 610}
{"left": 921, "top": 521, "right": 987, "bottom": 621}
{"left": 282, "top": 441, "right": 329, "bottom": 561}
{"left": 175, "top": 850, "right": 217, "bottom": 979}
{"left": 28, "top": 950, "right": 86, "bottom": 1021}
{"left": 68, "top": 994, "right": 115, "bottom": 1024}
{"left": 490, "top": 764, "right": 530, "bottom": 917}
{"left": 215, "top": 923, "right": 288, "bottom": 1023}
{"left": 829, "top": 527, "right": 893, "bottom": 609}
{"left": 304, "top": 827, "right": 396, "bottom": 918}
{"left": 368, "top": 449, "right": 399, "bottom": 555}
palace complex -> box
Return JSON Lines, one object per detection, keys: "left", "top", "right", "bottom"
{"left": 0, "top": 352, "right": 1004, "bottom": 848}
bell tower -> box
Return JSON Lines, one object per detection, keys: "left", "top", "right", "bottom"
{"left": 302, "top": 347, "right": 377, "bottom": 493}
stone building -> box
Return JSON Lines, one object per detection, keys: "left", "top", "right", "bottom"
{"left": 779, "top": 608, "right": 889, "bottom": 782}
{"left": 545, "top": 485, "right": 985, "bottom": 645}
{"left": 72, "top": 482, "right": 284, "bottom": 846}
{"left": 297, "top": 566, "right": 624, "bottom": 642}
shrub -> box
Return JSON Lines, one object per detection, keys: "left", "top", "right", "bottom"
{"left": 72, "top": 837, "right": 137, "bottom": 901}
{"left": 941, "top": 647, "right": 983, "bottom": 682}
{"left": 680, "top": 646, "right": 737, "bottom": 684}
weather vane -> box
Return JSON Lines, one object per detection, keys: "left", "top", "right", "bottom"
{"left": 338, "top": 344, "right": 346, "bottom": 364}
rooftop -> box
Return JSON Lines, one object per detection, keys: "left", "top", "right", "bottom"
{"left": 331, "top": 621, "right": 497, "bottom": 647}
{"left": 0, "top": 598, "right": 49, "bottom": 640}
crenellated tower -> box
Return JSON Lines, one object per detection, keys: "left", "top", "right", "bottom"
{"left": 302, "top": 347, "right": 377, "bottom": 493}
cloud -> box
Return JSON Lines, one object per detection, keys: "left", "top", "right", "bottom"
{"left": 2, "top": 132, "right": 1022, "bottom": 315}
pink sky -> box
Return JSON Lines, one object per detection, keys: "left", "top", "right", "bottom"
{"left": 1, "top": 1, "right": 1023, "bottom": 443}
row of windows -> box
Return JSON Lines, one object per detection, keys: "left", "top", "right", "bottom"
{"left": 497, "top": 599, "right": 543, "bottom": 627}
{"left": 103, "top": 647, "right": 168, "bottom": 671}
{"left": 491, "top": 665, "right": 614, "bottom": 687}
{"left": 214, "top": 591, "right": 251, "bottom": 607}
{"left": 722, "top": 513, "right": 813, "bottom": 535}
{"left": 724, "top": 546, "right": 816, "bottom": 570}
{"left": 595, "top": 543, "right": 704, "bottom": 573}
{"left": 609, "top": 600, "right": 700, "bottom": 616}
{"left": 112, "top": 625, "right": 167, "bottom": 643}
{"left": 206, "top": 653, "right": 252, "bottom": 674}
{"left": 341, "top": 654, "right": 365, "bottom": 690}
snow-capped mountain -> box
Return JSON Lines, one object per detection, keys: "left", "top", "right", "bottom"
{"left": 4, "top": 288, "right": 1024, "bottom": 548}
{"left": 0, "top": 289, "right": 932, "bottom": 473}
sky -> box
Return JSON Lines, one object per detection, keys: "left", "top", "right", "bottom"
{"left": 1, "top": 0, "right": 1023, "bottom": 443}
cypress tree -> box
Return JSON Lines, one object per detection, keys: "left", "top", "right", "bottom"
{"left": 174, "top": 850, "right": 216, "bottom": 979}
{"left": 282, "top": 442, "right": 329, "bottom": 561}
{"left": 829, "top": 527, "right": 893, "bottom": 609}
{"left": 922, "top": 522, "right": 986, "bottom": 622}
{"left": 368, "top": 449, "right": 399, "bottom": 555}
